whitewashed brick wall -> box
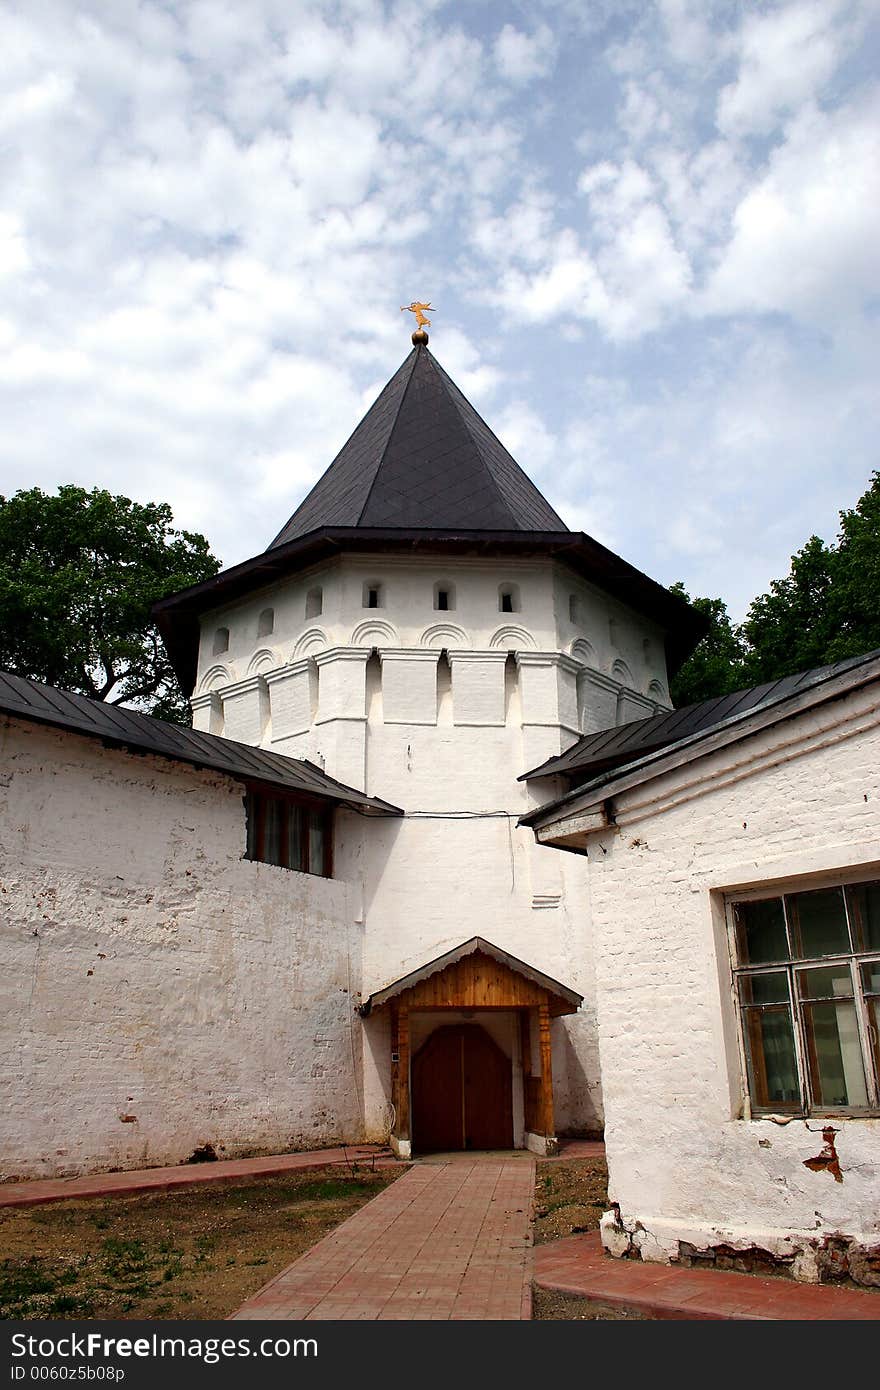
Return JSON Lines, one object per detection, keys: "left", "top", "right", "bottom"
{"left": 0, "top": 717, "right": 364, "bottom": 1179}
{"left": 583, "top": 683, "right": 880, "bottom": 1278}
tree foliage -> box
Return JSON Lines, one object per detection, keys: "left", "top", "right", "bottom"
{"left": 668, "top": 584, "right": 747, "bottom": 707}
{"left": 0, "top": 486, "right": 221, "bottom": 723}
{"left": 672, "top": 472, "right": 880, "bottom": 707}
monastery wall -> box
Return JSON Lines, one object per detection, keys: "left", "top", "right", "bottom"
{"left": 583, "top": 683, "right": 880, "bottom": 1281}
{"left": 0, "top": 717, "right": 363, "bottom": 1179}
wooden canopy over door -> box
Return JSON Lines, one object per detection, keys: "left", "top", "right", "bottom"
{"left": 359, "top": 937, "right": 582, "bottom": 1156}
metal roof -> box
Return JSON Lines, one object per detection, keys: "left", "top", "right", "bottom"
{"left": 0, "top": 669, "right": 402, "bottom": 816}
{"left": 522, "top": 653, "right": 880, "bottom": 784}
{"left": 152, "top": 341, "right": 708, "bottom": 693}
{"left": 270, "top": 344, "right": 568, "bottom": 544}
{"left": 358, "top": 935, "right": 583, "bottom": 1015}
{"left": 521, "top": 649, "right": 880, "bottom": 831}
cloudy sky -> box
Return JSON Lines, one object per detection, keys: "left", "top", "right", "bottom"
{"left": 2, "top": 0, "right": 878, "bottom": 617}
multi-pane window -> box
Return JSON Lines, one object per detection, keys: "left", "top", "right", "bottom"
{"left": 730, "top": 879, "right": 880, "bottom": 1115}
{"left": 245, "top": 788, "right": 332, "bottom": 877}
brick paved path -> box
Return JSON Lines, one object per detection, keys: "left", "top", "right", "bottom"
{"left": 231, "top": 1158, "right": 535, "bottom": 1321}
{"left": 535, "top": 1230, "right": 880, "bottom": 1321}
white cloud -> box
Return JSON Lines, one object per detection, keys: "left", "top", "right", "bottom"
{"left": 657, "top": 0, "right": 718, "bottom": 67}
{"left": 493, "top": 23, "right": 557, "bottom": 84}
{"left": 705, "top": 92, "right": 880, "bottom": 322}
{"left": 0, "top": 0, "right": 878, "bottom": 632}
{"left": 717, "top": 0, "right": 858, "bottom": 136}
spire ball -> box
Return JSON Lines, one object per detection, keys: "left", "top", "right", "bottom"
{"left": 412, "top": 329, "right": 429, "bottom": 346}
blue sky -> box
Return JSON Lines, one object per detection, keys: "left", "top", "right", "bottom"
{"left": 2, "top": 0, "right": 878, "bottom": 617}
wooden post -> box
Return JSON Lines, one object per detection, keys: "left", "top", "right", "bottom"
{"left": 519, "top": 1010, "right": 532, "bottom": 1083}
{"left": 520, "top": 1009, "right": 534, "bottom": 1135}
{"left": 538, "top": 1000, "right": 554, "bottom": 1140}
{"left": 397, "top": 1002, "right": 411, "bottom": 1142}
{"left": 390, "top": 1002, "right": 400, "bottom": 1141}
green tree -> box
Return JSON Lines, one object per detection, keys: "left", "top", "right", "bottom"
{"left": 827, "top": 471, "right": 880, "bottom": 661}
{"left": 0, "top": 486, "right": 221, "bottom": 722}
{"left": 670, "top": 471, "right": 880, "bottom": 706}
{"left": 740, "top": 533, "right": 838, "bottom": 683}
{"left": 668, "top": 582, "right": 747, "bottom": 707}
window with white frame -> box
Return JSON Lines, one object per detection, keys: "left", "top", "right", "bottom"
{"left": 729, "top": 878, "right": 880, "bottom": 1115}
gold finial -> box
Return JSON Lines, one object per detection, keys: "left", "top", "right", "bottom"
{"left": 401, "top": 300, "right": 434, "bottom": 344}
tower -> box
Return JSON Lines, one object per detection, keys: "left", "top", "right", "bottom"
{"left": 155, "top": 332, "right": 702, "bottom": 1155}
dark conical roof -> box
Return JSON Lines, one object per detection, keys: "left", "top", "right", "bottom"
{"left": 269, "top": 343, "right": 567, "bottom": 546}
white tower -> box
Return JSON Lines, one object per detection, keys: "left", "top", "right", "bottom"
{"left": 156, "top": 331, "right": 702, "bottom": 1156}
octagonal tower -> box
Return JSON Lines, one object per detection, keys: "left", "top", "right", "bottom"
{"left": 155, "top": 335, "right": 703, "bottom": 1154}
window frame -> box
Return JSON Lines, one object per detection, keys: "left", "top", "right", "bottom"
{"left": 362, "top": 581, "right": 383, "bottom": 610}
{"left": 433, "top": 581, "right": 455, "bottom": 612}
{"left": 244, "top": 783, "right": 334, "bottom": 878}
{"left": 727, "top": 877, "right": 880, "bottom": 1118}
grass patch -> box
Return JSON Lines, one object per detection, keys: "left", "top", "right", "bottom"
{"left": 0, "top": 1164, "right": 402, "bottom": 1321}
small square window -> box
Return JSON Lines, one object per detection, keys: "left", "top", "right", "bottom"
{"left": 245, "top": 789, "right": 332, "bottom": 877}
{"left": 363, "top": 582, "right": 383, "bottom": 609}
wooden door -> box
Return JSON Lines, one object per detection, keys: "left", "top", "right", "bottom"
{"left": 411, "top": 1023, "right": 513, "bottom": 1152}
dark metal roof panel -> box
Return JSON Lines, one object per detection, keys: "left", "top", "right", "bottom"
{"left": 521, "top": 649, "right": 880, "bottom": 825}
{"left": 269, "top": 350, "right": 418, "bottom": 546}
{"left": 522, "top": 657, "right": 879, "bottom": 782}
{"left": 0, "top": 670, "right": 402, "bottom": 816}
{"left": 269, "top": 345, "right": 567, "bottom": 546}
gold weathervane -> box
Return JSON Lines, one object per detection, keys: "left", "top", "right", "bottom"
{"left": 401, "top": 301, "right": 434, "bottom": 333}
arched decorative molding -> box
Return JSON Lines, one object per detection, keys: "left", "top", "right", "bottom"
{"left": 489, "top": 624, "right": 536, "bottom": 651}
{"left": 350, "top": 618, "right": 399, "bottom": 648}
{"left": 246, "top": 647, "right": 281, "bottom": 677}
{"left": 293, "top": 626, "right": 328, "bottom": 659}
{"left": 569, "top": 638, "right": 599, "bottom": 667}
{"left": 611, "top": 658, "right": 634, "bottom": 686}
{"left": 648, "top": 678, "right": 667, "bottom": 700}
{"left": 198, "top": 663, "right": 234, "bottom": 693}
{"left": 420, "top": 622, "right": 469, "bottom": 649}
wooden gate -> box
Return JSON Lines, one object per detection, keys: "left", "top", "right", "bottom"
{"left": 411, "top": 1023, "right": 513, "bottom": 1152}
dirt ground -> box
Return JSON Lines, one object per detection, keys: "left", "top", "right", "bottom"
{"left": 531, "top": 1153, "right": 644, "bottom": 1320}
{"left": 532, "top": 1155, "right": 608, "bottom": 1245}
{"left": 0, "top": 1164, "right": 402, "bottom": 1321}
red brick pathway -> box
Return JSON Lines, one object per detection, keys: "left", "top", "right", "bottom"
{"left": 0, "top": 1145, "right": 395, "bottom": 1209}
{"left": 231, "top": 1159, "right": 536, "bottom": 1321}
{"left": 535, "top": 1230, "right": 880, "bottom": 1320}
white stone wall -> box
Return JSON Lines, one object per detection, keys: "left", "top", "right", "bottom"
{"left": 582, "top": 683, "right": 880, "bottom": 1278}
{"left": 192, "top": 555, "right": 672, "bottom": 754}
{"left": 183, "top": 550, "right": 677, "bottom": 1147}
{"left": 0, "top": 717, "right": 364, "bottom": 1179}
{"left": 334, "top": 712, "right": 604, "bottom": 1141}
